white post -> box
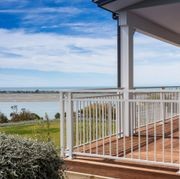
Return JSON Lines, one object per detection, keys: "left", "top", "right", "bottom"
{"left": 66, "top": 92, "right": 73, "bottom": 159}
{"left": 124, "top": 89, "right": 130, "bottom": 136}
{"left": 119, "top": 12, "right": 134, "bottom": 136}
{"left": 178, "top": 94, "right": 180, "bottom": 174}
{"left": 108, "top": 102, "right": 112, "bottom": 136}
{"left": 60, "top": 92, "right": 65, "bottom": 157}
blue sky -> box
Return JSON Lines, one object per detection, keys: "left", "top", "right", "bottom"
{"left": 0, "top": 0, "right": 179, "bottom": 88}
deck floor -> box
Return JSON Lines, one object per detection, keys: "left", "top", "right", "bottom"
{"left": 74, "top": 116, "right": 180, "bottom": 164}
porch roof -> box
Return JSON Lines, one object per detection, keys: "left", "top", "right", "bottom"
{"left": 93, "top": 0, "right": 180, "bottom": 46}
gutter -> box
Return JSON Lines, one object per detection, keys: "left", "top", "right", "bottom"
{"left": 92, "top": 0, "right": 117, "bottom": 6}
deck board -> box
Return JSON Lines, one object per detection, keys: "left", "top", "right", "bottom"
{"left": 74, "top": 116, "right": 180, "bottom": 164}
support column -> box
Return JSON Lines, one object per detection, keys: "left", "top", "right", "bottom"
{"left": 117, "top": 19, "right": 121, "bottom": 88}
{"left": 118, "top": 12, "right": 134, "bottom": 136}
{"left": 119, "top": 12, "right": 134, "bottom": 90}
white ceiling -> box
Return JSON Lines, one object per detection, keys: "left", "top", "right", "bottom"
{"left": 132, "top": 3, "right": 180, "bottom": 34}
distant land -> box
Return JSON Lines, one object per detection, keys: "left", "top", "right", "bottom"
{"left": 0, "top": 90, "right": 59, "bottom": 94}
{"left": 0, "top": 86, "right": 114, "bottom": 93}
{"left": 1, "top": 86, "right": 180, "bottom": 93}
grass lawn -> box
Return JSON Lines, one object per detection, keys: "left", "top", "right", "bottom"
{"left": 0, "top": 119, "right": 116, "bottom": 152}
{"left": 0, "top": 120, "right": 60, "bottom": 148}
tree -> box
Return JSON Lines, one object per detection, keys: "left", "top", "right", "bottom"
{"left": 54, "top": 113, "right": 60, "bottom": 119}
{"left": 11, "top": 105, "right": 18, "bottom": 114}
{"left": 11, "top": 109, "right": 41, "bottom": 122}
{"left": 0, "top": 113, "right": 8, "bottom": 123}
{"left": 79, "top": 103, "right": 116, "bottom": 119}
{"left": 31, "top": 113, "right": 41, "bottom": 120}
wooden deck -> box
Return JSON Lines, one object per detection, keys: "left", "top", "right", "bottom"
{"left": 67, "top": 116, "right": 180, "bottom": 178}
{"left": 74, "top": 116, "right": 180, "bottom": 164}
{"left": 66, "top": 157, "right": 180, "bottom": 179}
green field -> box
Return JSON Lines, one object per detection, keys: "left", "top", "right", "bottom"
{"left": 0, "top": 120, "right": 60, "bottom": 148}
{"left": 0, "top": 119, "right": 116, "bottom": 152}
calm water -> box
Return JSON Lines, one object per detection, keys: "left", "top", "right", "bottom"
{"left": 0, "top": 86, "right": 112, "bottom": 119}
{"left": 1, "top": 86, "right": 179, "bottom": 119}
{"left": 0, "top": 102, "right": 59, "bottom": 119}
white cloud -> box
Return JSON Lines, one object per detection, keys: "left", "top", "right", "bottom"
{"left": 0, "top": 0, "right": 28, "bottom": 5}
{"left": 134, "top": 33, "right": 180, "bottom": 86}
{"left": 135, "top": 63, "right": 180, "bottom": 86}
{"left": 0, "top": 29, "right": 180, "bottom": 87}
{"left": 57, "top": 22, "right": 116, "bottom": 36}
{"left": 0, "top": 7, "right": 82, "bottom": 14}
{"left": 0, "top": 29, "right": 116, "bottom": 74}
{"left": 0, "top": 74, "right": 49, "bottom": 87}
{"left": 134, "top": 33, "right": 180, "bottom": 62}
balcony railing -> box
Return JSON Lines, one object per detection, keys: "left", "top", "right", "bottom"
{"left": 1, "top": 88, "right": 180, "bottom": 171}
{"left": 60, "top": 89, "right": 180, "bottom": 171}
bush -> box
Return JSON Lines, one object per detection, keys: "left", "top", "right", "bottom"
{"left": 55, "top": 112, "right": 60, "bottom": 119}
{"left": 0, "top": 113, "right": 8, "bottom": 123}
{"left": 0, "top": 134, "right": 65, "bottom": 179}
{"left": 11, "top": 110, "right": 41, "bottom": 122}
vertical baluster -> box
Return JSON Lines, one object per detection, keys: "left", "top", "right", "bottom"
{"left": 116, "top": 99, "right": 119, "bottom": 157}
{"left": 104, "top": 99, "right": 107, "bottom": 138}
{"left": 162, "top": 97, "right": 165, "bottom": 163}
{"left": 123, "top": 98, "right": 126, "bottom": 158}
{"left": 138, "top": 102, "right": 140, "bottom": 159}
{"left": 89, "top": 101, "right": 92, "bottom": 154}
{"left": 83, "top": 101, "right": 85, "bottom": 153}
{"left": 60, "top": 92, "right": 64, "bottom": 157}
{"left": 154, "top": 102, "right": 157, "bottom": 162}
{"left": 86, "top": 101, "right": 88, "bottom": 146}
{"left": 66, "top": 92, "right": 73, "bottom": 159}
{"left": 108, "top": 100, "right": 112, "bottom": 156}
{"left": 130, "top": 102, "right": 133, "bottom": 159}
{"left": 76, "top": 100, "right": 79, "bottom": 148}
{"left": 179, "top": 95, "right": 180, "bottom": 173}
{"left": 102, "top": 100, "right": 105, "bottom": 156}
{"left": 171, "top": 102, "right": 173, "bottom": 163}
{"left": 145, "top": 102, "right": 148, "bottom": 161}
{"left": 96, "top": 101, "right": 98, "bottom": 155}
{"left": 79, "top": 101, "right": 82, "bottom": 147}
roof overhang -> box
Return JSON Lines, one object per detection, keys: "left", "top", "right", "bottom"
{"left": 93, "top": 0, "right": 180, "bottom": 46}
{"left": 93, "top": 0, "right": 143, "bottom": 12}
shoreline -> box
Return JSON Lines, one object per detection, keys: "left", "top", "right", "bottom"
{"left": 0, "top": 90, "right": 59, "bottom": 94}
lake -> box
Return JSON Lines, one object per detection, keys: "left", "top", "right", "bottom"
{"left": 0, "top": 86, "right": 111, "bottom": 119}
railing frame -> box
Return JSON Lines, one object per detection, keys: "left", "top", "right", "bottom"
{"left": 60, "top": 88, "right": 180, "bottom": 172}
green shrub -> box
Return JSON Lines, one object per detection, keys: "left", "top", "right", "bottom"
{"left": 0, "top": 134, "right": 65, "bottom": 179}
{"left": 55, "top": 112, "right": 60, "bottom": 119}
{"left": 0, "top": 113, "right": 8, "bottom": 123}
{"left": 11, "top": 110, "right": 41, "bottom": 122}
